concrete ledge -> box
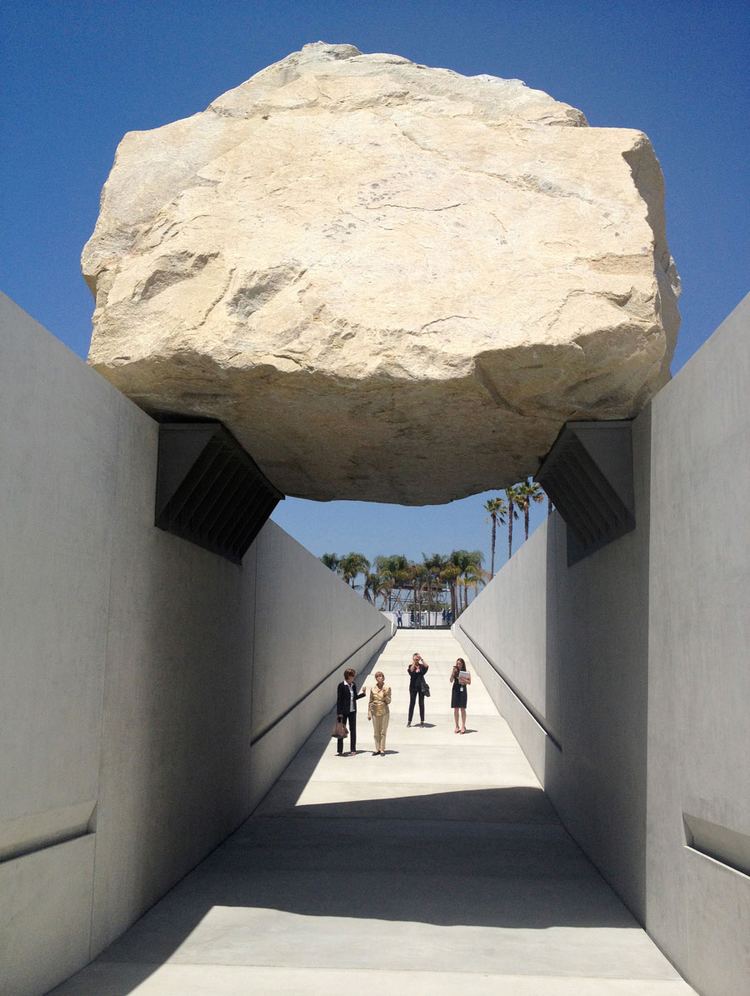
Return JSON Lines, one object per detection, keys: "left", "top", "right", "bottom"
{"left": 0, "top": 799, "right": 96, "bottom": 863}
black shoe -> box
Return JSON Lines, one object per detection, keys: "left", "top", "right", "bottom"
{"left": 406, "top": 721, "right": 411, "bottom": 727}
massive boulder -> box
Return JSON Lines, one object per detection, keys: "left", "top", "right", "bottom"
{"left": 83, "top": 42, "right": 680, "bottom": 504}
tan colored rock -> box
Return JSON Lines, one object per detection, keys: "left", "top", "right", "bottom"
{"left": 83, "top": 42, "right": 680, "bottom": 504}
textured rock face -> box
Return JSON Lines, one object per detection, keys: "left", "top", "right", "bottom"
{"left": 83, "top": 42, "right": 680, "bottom": 504}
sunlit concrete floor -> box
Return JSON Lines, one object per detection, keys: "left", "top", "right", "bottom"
{"left": 52, "top": 630, "right": 695, "bottom": 995}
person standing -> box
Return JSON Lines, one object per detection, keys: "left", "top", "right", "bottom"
{"left": 450, "top": 657, "right": 471, "bottom": 734}
{"left": 368, "top": 670, "right": 391, "bottom": 755}
{"left": 336, "top": 667, "right": 366, "bottom": 756}
{"left": 407, "top": 652, "right": 429, "bottom": 727}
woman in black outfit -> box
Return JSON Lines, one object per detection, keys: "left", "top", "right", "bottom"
{"left": 407, "top": 653, "right": 429, "bottom": 727}
{"left": 450, "top": 657, "right": 471, "bottom": 734}
{"left": 335, "top": 667, "right": 366, "bottom": 756}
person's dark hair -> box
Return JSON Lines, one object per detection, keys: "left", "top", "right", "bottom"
{"left": 455, "top": 658, "right": 466, "bottom": 669}
{"left": 344, "top": 668, "right": 356, "bottom": 680}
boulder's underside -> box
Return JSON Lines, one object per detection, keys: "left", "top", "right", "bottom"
{"left": 84, "top": 42, "right": 680, "bottom": 504}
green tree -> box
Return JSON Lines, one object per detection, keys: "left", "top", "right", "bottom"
{"left": 440, "top": 563, "right": 461, "bottom": 620}
{"left": 363, "top": 571, "right": 389, "bottom": 607}
{"left": 447, "top": 549, "right": 484, "bottom": 616}
{"left": 375, "top": 554, "right": 411, "bottom": 610}
{"left": 504, "top": 485, "right": 520, "bottom": 560}
{"left": 320, "top": 553, "right": 340, "bottom": 572}
{"left": 339, "top": 552, "right": 370, "bottom": 588}
{"left": 458, "top": 562, "right": 486, "bottom": 610}
{"left": 411, "top": 562, "right": 429, "bottom": 626}
{"left": 515, "top": 478, "right": 545, "bottom": 540}
{"left": 462, "top": 551, "right": 485, "bottom": 613}
{"left": 423, "top": 552, "right": 448, "bottom": 626}
{"left": 483, "top": 496, "right": 508, "bottom": 580}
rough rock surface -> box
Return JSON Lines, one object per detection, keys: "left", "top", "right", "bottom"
{"left": 83, "top": 42, "right": 680, "bottom": 504}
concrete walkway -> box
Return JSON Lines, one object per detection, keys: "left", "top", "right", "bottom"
{"left": 53, "top": 630, "right": 695, "bottom": 995}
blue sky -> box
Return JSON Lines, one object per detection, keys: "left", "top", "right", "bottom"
{"left": 2, "top": 1, "right": 748, "bottom": 571}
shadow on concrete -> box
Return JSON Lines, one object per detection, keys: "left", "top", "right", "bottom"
{"left": 65, "top": 780, "right": 641, "bottom": 996}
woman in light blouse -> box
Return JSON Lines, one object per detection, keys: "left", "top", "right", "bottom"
{"left": 368, "top": 671, "right": 392, "bottom": 756}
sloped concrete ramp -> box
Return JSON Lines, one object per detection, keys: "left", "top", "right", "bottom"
{"left": 52, "top": 631, "right": 694, "bottom": 995}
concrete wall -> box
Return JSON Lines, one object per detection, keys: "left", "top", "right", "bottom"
{"left": 0, "top": 294, "right": 390, "bottom": 996}
{"left": 454, "top": 294, "right": 750, "bottom": 996}
{"left": 645, "top": 296, "right": 750, "bottom": 993}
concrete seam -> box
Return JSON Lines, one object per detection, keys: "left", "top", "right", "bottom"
{"left": 86, "top": 396, "right": 125, "bottom": 961}
{"left": 249, "top": 534, "right": 260, "bottom": 796}
{"left": 90, "top": 962, "right": 686, "bottom": 980}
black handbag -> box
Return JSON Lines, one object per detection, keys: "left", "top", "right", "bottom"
{"left": 420, "top": 676, "right": 431, "bottom": 697}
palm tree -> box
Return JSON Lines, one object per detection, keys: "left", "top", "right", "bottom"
{"left": 375, "top": 554, "right": 410, "bottom": 610}
{"left": 423, "top": 553, "right": 448, "bottom": 627}
{"left": 412, "top": 562, "right": 431, "bottom": 627}
{"left": 483, "top": 496, "right": 507, "bottom": 580}
{"left": 504, "top": 485, "right": 520, "bottom": 560}
{"left": 339, "top": 552, "right": 370, "bottom": 588}
{"left": 462, "top": 550, "right": 484, "bottom": 612}
{"left": 440, "top": 562, "right": 461, "bottom": 621}
{"left": 320, "top": 553, "right": 340, "bottom": 572}
{"left": 447, "top": 550, "right": 484, "bottom": 616}
{"left": 515, "top": 478, "right": 545, "bottom": 540}
{"left": 461, "top": 562, "right": 487, "bottom": 609}
{"left": 363, "top": 571, "right": 389, "bottom": 606}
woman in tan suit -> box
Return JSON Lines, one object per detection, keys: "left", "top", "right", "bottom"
{"left": 368, "top": 671, "right": 392, "bottom": 756}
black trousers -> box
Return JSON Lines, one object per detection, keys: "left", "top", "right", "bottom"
{"left": 337, "top": 711, "right": 357, "bottom": 754}
{"left": 408, "top": 688, "right": 425, "bottom": 723}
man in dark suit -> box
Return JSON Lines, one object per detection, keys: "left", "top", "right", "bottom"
{"left": 336, "top": 667, "right": 366, "bottom": 756}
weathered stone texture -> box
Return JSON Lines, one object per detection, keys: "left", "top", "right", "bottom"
{"left": 83, "top": 42, "right": 680, "bottom": 504}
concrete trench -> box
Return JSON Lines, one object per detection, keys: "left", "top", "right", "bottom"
{"left": 51, "top": 630, "right": 695, "bottom": 995}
